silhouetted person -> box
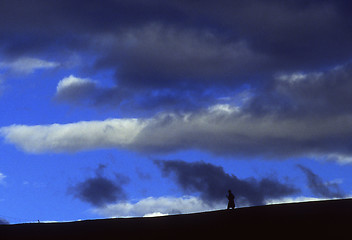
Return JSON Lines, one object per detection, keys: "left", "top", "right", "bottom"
{"left": 226, "top": 190, "right": 235, "bottom": 210}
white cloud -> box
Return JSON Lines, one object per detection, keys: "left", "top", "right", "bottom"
{"left": 0, "top": 57, "right": 59, "bottom": 74}
{"left": 323, "top": 153, "right": 352, "bottom": 165}
{"left": 276, "top": 72, "right": 308, "bottom": 84}
{"left": 0, "top": 119, "right": 148, "bottom": 153}
{"left": 207, "top": 104, "right": 239, "bottom": 114}
{"left": 265, "top": 196, "right": 335, "bottom": 205}
{"left": 93, "top": 196, "right": 224, "bottom": 218}
{"left": 143, "top": 212, "right": 168, "bottom": 217}
{"left": 55, "top": 75, "right": 100, "bottom": 103}
{"left": 56, "top": 75, "right": 95, "bottom": 93}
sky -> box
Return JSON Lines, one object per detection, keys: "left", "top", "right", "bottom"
{"left": 0, "top": 0, "right": 352, "bottom": 224}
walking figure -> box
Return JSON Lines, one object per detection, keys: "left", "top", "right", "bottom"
{"left": 226, "top": 190, "right": 235, "bottom": 210}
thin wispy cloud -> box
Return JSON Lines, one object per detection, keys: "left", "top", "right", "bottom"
{"left": 0, "top": 57, "right": 59, "bottom": 75}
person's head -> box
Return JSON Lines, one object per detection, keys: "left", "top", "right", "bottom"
{"left": 228, "top": 189, "right": 231, "bottom": 193}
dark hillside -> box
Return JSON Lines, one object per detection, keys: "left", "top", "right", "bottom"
{"left": 1, "top": 198, "right": 352, "bottom": 239}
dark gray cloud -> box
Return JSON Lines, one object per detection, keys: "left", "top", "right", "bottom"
{"left": 297, "top": 165, "right": 345, "bottom": 198}
{"left": 130, "top": 105, "right": 352, "bottom": 161}
{"left": 2, "top": 0, "right": 352, "bottom": 113}
{"left": 2, "top": 0, "right": 352, "bottom": 63}
{"left": 94, "top": 24, "right": 266, "bottom": 89}
{"left": 54, "top": 78, "right": 218, "bottom": 113}
{"left": 246, "top": 63, "right": 352, "bottom": 117}
{"left": 69, "top": 164, "right": 129, "bottom": 207}
{"left": 155, "top": 160, "right": 298, "bottom": 206}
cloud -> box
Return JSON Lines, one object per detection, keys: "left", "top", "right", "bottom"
{"left": 247, "top": 63, "right": 352, "bottom": 117}
{"left": 51, "top": 23, "right": 266, "bottom": 111}
{"left": 131, "top": 109, "right": 352, "bottom": 160}
{"left": 155, "top": 160, "right": 298, "bottom": 206}
{"left": 54, "top": 75, "right": 101, "bottom": 104}
{"left": 265, "top": 196, "right": 332, "bottom": 205}
{"left": 0, "top": 118, "right": 147, "bottom": 153}
{"left": 69, "top": 164, "right": 129, "bottom": 207}
{"left": 1, "top": 1, "right": 351, "bottom": 69}
{"left": 54, "top": 74, "right": 222, "bottom": 113}
{"left": 2, "top": 1, "right": 352, "bottom": 113}
{"left": 94, "top": 194, "right": 341, "bottom": 218}
{"left": 56, "top": 75, "right": 96, "bottom": 95}
{"left": 94, "top": 24, "right": 267, "bottom": 90}
{"left": 70, "top": 177, "right": 124, "bottom": 207}
{"left": 0, "top": 57, "right": 59, "bottom": 74}
{"left": 297, "top": 165, "right": 345, "bottom": 198}
{"left": 54, "top": 75, "right": 128, "bottom": 108}
{"left": 5, "top": 63, "right": 352, "bottom": 161}
{"left": 93, "top": 196, "right": 223, "bottom": 218}
{"left": 3, "top": 101, "right": 352, "bottom": 162}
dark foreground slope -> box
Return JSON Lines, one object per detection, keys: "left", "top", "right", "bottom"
{"left": 1, "top": 198, "right": 352, "bottom": 239}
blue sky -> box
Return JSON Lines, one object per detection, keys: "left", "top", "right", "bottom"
{"left": 1, "top": 0, "right": 352, "bottom": 223}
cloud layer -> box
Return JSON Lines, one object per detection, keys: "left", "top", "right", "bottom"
{"left": 2, "top": 1, "right": 352, "bottom": 113}
{"left": 2, "top": 1, "right": 352, "bottom": 164}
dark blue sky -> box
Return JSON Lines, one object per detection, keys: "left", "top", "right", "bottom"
{"left": 0, "top": 0, "right": 351, "bottom": 223}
